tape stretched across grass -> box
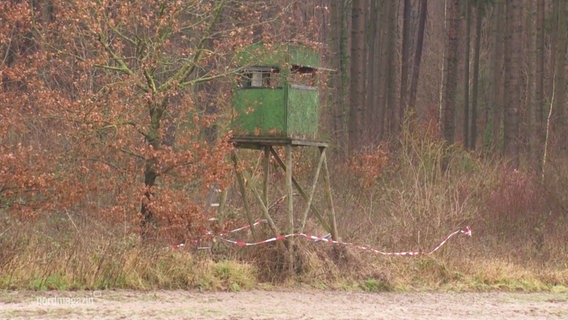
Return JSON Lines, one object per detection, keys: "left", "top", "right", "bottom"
{"left": 173, "top": 219, "right": 472, "bottom": 256}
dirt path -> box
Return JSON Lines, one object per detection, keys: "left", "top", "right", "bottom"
{"left": 1, "top": 289, "right": 567, "bottom": 319}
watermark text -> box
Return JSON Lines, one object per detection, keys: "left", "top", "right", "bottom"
{"left": 35, "top": 291, "right": 102, "bottom": 305}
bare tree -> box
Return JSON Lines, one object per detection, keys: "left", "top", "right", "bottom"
{"left": 329, "top": 0, "right": 349, "bottom": 157}
{"left": 534, "top": 0, "right": 545, "bottom": 167}
{"left": 409, "top": 0, "right": 428, "bottom": 119}
{"left": 400, "top": 0, "right": 412, "bottom": 124}
{"left": 464, "top": 0, "right": 471, "bottom": 149}
{"left": 503, "top": 0, "right": 522, "bottom": 167}
{"left": 470, "top": 0, "right": 484, "bottom": 150}
{"left": 441, "top": 0, "right": 460, "bottom": 146}
{"left": 349, "top": 0, "right": 366, "bottom": 152}
{"left": 551, "top": 0, "right": 568, "bottom": 155}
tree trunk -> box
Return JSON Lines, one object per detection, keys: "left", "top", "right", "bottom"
{"left": 523, "top": 0, "right": 535, "bottom": 166}
{"left": 384, "top": 0, "right": 399, "bottom": 137}
{"left": 488, "top": 0, "right": 505, "bottom": 153}
{"left": 463, "top": 0, "right": 471, "bottom": 149}
{"left": 441, "top": 0, "right": 460, "bottom": 146}
{"left": 377, "top": 0, "right": 393, "bottom": 140}
{"left": 470, "top": 0, "right": 482, "bottom": 150}
{"left": 409, "top": 0, "right": 428, "bottom": 120}
{"left": 349, "top": 0, "right": 366, "bottom": 152}
{"left": 329, "top": 0, "right": 349, "bottom": 158}
{"left": 400, "top": 0, "right": 412, "bottom": 125}
{"left": 503, "top": 0, "right": 522, "bottom": 168}
{"left": 140, "top": 98, "right": 166, "bottom": 239}
{"left": 552, "top": 0, "right": 568, "bottom": 154}
{"left": 367, "top": 0, "right": 380, "bottom": 145}
{"left": 534, "top": 0, "right": 545, "bottom": 167}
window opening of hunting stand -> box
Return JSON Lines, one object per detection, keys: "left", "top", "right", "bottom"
{"left": 240, "top": 66, "right": 281, "bottom": 88}
{"left": 289, "top": 65, "right": 317, "bottom": 88}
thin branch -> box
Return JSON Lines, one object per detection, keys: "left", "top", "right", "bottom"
{"left": 159, "top": 0, "right": 227, "bottom": 91}
{"left": 120, "top": 147, "right": 145, "bottom": 160}
{"left": 144, "top": 69, "right": 157, "bottom": 93}
{"left": 542, "top": 72, "right": 555, "bottom": 184}
{"left": 178, "top": 67, "right": 244, "bottom": 88}
{"left": 105, "top": 17, "right": 137, "bottom": 47}
{"left": 1, "top": 29, "right": 13, "bottom": 65}
{"left": 84, "top": 157, "right": 123, "bottom": 172}
{"left": 91, "top": 35, "right": 147, "bottom": 89}
{"left": 106, "top": 120, "right": 148, "bottom": 139}
{"left": 97, "top": 33, "right": 134, "bottom": 76}
{"left": 94, "top": 64, "right": 132, "bottom": 72}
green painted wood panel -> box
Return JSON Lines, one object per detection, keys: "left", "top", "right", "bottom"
{"left": 232, "top": 88, "right": 286, "bottom": 136}
{"left": 231, "top": 44, "right": 320, "bottom": 140}
{"left": 287, "top": 85, "right": 318, "bottom": 139}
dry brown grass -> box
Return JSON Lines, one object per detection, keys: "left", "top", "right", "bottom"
{"left": 0, "top": 214, "right": 256, "bottom": 291}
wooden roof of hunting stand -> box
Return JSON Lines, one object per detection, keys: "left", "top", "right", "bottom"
{"left": 231, "top": 43, "right": 323, "bottom": 145}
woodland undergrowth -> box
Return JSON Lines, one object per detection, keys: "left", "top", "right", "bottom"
{"left": 1, "top": 123, "right": 567, "bottom": 292}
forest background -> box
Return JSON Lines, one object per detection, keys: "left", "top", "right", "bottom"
{"left": 1, "top": 0, "right": 567, "bottom": 291}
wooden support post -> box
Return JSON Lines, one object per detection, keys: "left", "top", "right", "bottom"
{"left": 270, "top": 148, "right": 332, "bottom": 232}
{"left": 231, "top": 151, "right": 257, "bottom": 240}
{"left": 321, "top": 148, "right": 339, "bottom": 241}
{"left": 217, "top": 189, "right": 228, "bottom": 225}
{"left": 263, "top": 146, "right": 270, "bottom": 209}
{"left": 247, "top": 168, "right": 289, "bottom": 262}
{"left": 236, "top": 153, "right": 287, "bottom": 256}
{"left": 249, "top": 186, "right": 281, "bottom": 237}
{"left": 285, "top": 144, "right": 294, "bottom": 274}
{"left": 232, "top": 148, "right": 289, "bottom": 262}
{"left": 299, "top": 148, "right": 325, "bottom": 232}
{"left": 249, "top": 186, "right": 289, "bottom": 256}
{"left": 229, "top": 137, "right": 337, "bottom": 276}
{"left": 286, "top": 145, "right": 294, "bottom": 234}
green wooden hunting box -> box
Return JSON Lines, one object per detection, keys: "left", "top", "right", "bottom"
{"left": 231, "top": 43, "right": 320, "bottom": 140}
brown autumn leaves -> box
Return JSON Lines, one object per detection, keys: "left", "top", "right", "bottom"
{"left": 1, "top": 0, "right": 323, "bottom": 242}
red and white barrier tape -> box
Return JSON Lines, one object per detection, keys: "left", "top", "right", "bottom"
{"left": 172, "top": 219, "right": 268, "bottom": 249}
{"left": 173, "top": 220, "right": 472, "bottom": 256}
{"left": 219, "top": 219, "right": 268, "bottom": 236}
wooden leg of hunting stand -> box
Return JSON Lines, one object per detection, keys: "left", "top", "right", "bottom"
{"left": 235, "top": 151, "right": 288, "bottom": 261}
{"left": 299, "top": 148, "right": 325, "bottom": 233}
{"left": 270, "top": 147, "right": 332, "bottom": 233}
{"left": 232, "top": 151, "right": 257, "bottom": 240}
{"left": 321, "top": 148, "right": 339, "bottom": 241}
{"left": 285, "top": 144, "right": 295, "bottom": 275}
{"left": 263, "top": 146, "right": 270, "bottom": 211}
